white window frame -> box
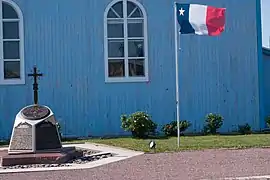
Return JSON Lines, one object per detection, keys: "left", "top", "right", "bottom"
{"left": 104, "top": 0, "right": 149, "bottom": 83}
{"left": 0, "top": 0, "right": 25, "bottom": 85}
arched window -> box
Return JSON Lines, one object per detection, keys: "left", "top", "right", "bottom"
{"left": 104, "top": 0, "right": 148, "bottom": 82}
{"left": 0, "top": 0, "right": 24, "bottom": 85}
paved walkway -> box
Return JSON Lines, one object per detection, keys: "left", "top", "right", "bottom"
{"left": 1, "top": 148, "right": 270, "bottom": 180}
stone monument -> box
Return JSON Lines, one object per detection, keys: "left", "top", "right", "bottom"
{"left": 8, "top": 66, "right": 62, "bottom": 154}
{"left": 0, "top": 66, "right": 82, "bottom": 167}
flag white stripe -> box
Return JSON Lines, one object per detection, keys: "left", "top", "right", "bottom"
{"left": 189, "top": 4, "right": 208, "bottom": 35}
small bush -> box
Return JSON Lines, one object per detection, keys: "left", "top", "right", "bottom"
{"left": 162, "top": 120, "right": 191, "bottom": 136}
{"left": 204, "top": 113, "right": 224, "bottom": 134}
{"left": 238, "top": 123, "right": 252, "bottom": 135}
{"left": 266, "top": 116, "right": 270, "bottom": 128}
{"left": 56, "top": 122, "right": 62, "bottom": 140}
{"left": 121, "top": 111, "right": 157, "bottom": 138}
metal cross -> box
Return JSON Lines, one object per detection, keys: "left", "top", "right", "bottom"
{"left": 28, "top": 66, "right": 43, "bottom": 105}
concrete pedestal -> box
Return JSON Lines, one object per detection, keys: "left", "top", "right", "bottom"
{"left": 8, "top": 105, "right": 62, "bottom": 154}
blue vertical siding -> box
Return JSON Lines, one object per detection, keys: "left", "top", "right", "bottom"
{"left": 175, "top": 0, "right": 261, "bottom": 132}
{"left": 0, "top": 0, "right": 262, "bottom": 139}
{"left": 263, "top": 48, "right": 270, "bottom": 118}
{"left": 256, "top": 0, "right": 265, "bottom": 129}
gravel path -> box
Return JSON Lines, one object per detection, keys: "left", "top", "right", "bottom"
{"left": 1, "top": 148, "right": 270, "bottom": 180}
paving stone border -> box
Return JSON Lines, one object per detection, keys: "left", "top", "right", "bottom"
{"left": 0, "top": 143, "right": 144, "bottom": 173}
{"left": 1, "top": 149, "right": 114, "bottom": 170}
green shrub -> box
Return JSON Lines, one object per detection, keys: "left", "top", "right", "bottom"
{"left": 56, "top": 122, "right": 62, "bottom": 140}
{"left": 266, "top": 116, "right": 270, "bottom": 128}
{"left": 121, "top": 111, "right": 157, "bottom": 138}
{"left": 162, "top": 120, "right": 191, "bottom": 136}
{"left": 238, "top": 123, "right": 252, "bottom": 135}
{"left": 204, "top": 113, "right": 224, "bottom": 134}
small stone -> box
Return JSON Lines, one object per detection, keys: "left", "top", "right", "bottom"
{"left": 101, "top": 155, "right": 107, "bottom": 159}
{"left": 82, "top": 157, "right": 89, "bottom": 161}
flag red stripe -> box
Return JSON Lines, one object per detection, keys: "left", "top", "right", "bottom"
{"left": 206, "top": 6, "right": 226, "bottom": 36}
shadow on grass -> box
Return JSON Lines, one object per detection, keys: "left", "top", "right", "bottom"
{"left": 26, "top": 130, "right": 270, "bottom": 144}
{"left": 62, "top": 134, "right": 170, "bottom": 142}
{"left": 0, "top": 140, "right": 9, "bottom": 146}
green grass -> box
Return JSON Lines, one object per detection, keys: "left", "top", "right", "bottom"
{"left": 71, "top": 134, "right": 270, "bottom": 153}
{"left": 2, "top": 134, "right": 270, "bottom": 153}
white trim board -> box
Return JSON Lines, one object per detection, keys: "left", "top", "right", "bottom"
{"left": 0, "top": 0, "right": 25, "bottom": 85}
{"left": 104, "top": 0, "right": 149, "bottom": 83}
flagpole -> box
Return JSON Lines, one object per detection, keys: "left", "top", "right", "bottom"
{"left": 174, "top": 2, "right": 180, "bottom": 148}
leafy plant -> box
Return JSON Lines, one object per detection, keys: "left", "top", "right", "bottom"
{"left": 162, "top": 120, "right": 191, "bottom": 136}
{"left": 121, "top": 111, "right": 157, "bottom": 138}
{"left": 238, "top": 123, "right": 252, "bottom": 135}
{"left": 266, "top": 116, "right": 270, "bottom": 128}
{"left": 204, "top": 113, "right": 224, "bottom": 134}
{"left": 56, "top": 122, "right": 62, "bottom": 140}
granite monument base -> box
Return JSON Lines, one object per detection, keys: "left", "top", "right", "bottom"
{"left": 0, "top": 147, "right": 83, "bottom": 166}
{"left": 8, "top": 105, "right": 62, "bottom": 154}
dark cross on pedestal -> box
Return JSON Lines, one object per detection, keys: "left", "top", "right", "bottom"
{"left": 28, "top": 66, "right": 43, "bottom": 105}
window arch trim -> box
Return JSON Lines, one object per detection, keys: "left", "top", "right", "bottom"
{"left": 0, "top": 0, "right": 25, "bottom": 85}
{"left": 104, "top": 0, "right": 149, "bottom": 83}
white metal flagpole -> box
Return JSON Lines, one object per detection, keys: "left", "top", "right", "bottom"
{"left": 174, "top": 2, "right": 180, "bottom": 148}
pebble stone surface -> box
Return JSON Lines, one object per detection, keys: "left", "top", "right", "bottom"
{"left": 0, "top": 149, "right": 113, "bottom": 170}
{"left": 2, "top": 148, "right": 270, "bottom": 180}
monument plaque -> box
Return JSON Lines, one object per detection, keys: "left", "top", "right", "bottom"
{"left": 8, "top": 66, "right": 62, "bottom": 154}
{"left": 36, "top": 121, "right": 61, "bottom": 150}
{"left": 21, "top": 105, "right": 50, "bottom": 120}
{"left": 9, "top": 123, "right": 32, "bottom": 151}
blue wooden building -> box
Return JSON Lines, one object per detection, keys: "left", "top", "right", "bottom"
{"left": 0, "top": 0, "right": 266, "bottom": 139}
{"left": 263, "top": 47, "right": 270, "bottom": 117}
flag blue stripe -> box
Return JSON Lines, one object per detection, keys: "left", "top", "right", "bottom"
{"left": 176, "top": 3, "right": 195, "bottom": 34}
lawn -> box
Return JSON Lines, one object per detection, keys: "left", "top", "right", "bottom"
{"left": 73, "top": 134, "right": 270, "bottom": 153}
{"left": 2, "top": 134, "right": 270, "bottom": 153}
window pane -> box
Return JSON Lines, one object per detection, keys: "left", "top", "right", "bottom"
{"left": 127, "top": 1, "right": 143, "bottom": 18}
{"left": 127, "top": 1, "right": 136, "bottom": 17}
{"left": 108, "top": 40, "right": 124, "bottom": 57}
{"left": 3, "top": 2, "right": 18, "bottom": 19}
{"left": 128, "top": 22, "right": 143, "bottom": 37}
{"left": 108, "top": 59, "right": 125, "bottom": 77}
{"left": 3, "top": 22, "right": 19, "bottom": 39}
{"left": 4, "top": 41, "right": 20, "bottom": 59}
{"left": 4, "top": 61, "right": 20, "bottom": 79}
{"left": 107, "top": 22, "right": 124, "bottom": 38}
{"left": 111, "top": 1, "right": 123, "bottom": 18}
{"left": 128, "top": 40, "right": 144, "bottom": 57}
{"left": 129, "top": 59, "right": 145, "bottom": 77}
{"left": 129, "top": 8, "right": 143, "bottom": 18}
{"left": 107, "top": 9, "right": 118, "bottom": 18}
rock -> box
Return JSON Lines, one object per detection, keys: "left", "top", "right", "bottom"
{"left": 0, "top": 151, "right": 114, "bottom": 170}
{"left": 101, "top": 155, "right": 108, "bottom": 159}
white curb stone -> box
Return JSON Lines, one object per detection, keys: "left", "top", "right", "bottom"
{"left": 0, "top": 143, "right": 144, "bottom": 174}
{"left": 223, "top": 175, "right": 270, "bottom": 179}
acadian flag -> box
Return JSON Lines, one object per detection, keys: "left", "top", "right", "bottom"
{"left": 173, "top": 3, "right": 226, "bottom": 147}
{"left": 176, "top": 3, "right": 226, "bottom": 36}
